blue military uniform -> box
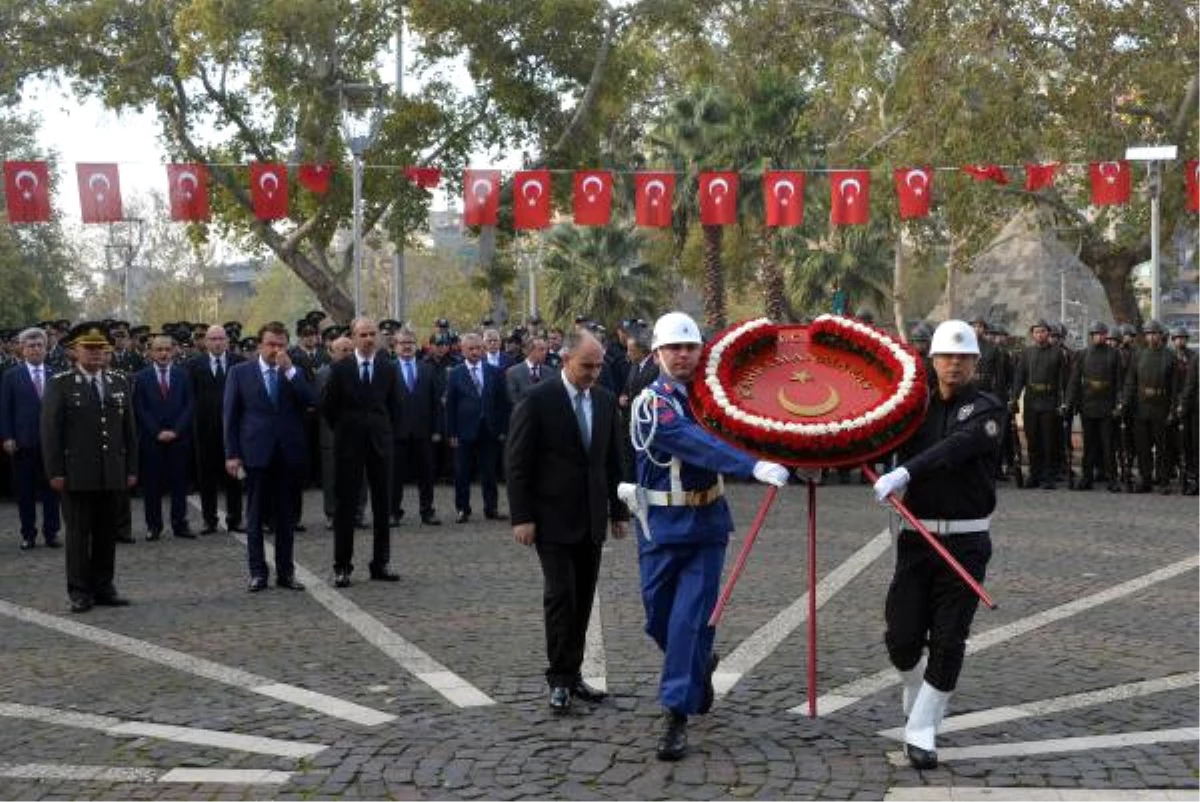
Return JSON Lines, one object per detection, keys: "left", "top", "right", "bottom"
{"left": 632, "top": 375, "right": 759, "bottom": 716}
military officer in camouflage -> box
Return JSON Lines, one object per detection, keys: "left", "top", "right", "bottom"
{"left": 1120, "top": 320, "right": 1176, "bottom": 493}
{"left": 41, "top": 322, "right": 139, "bottom": 613}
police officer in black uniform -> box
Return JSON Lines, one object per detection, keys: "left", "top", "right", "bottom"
{"left": 1011, "top": 319, "right": 1067, "bottom": 489}
{"left": 41, "top": 323, "right": 138, "bottom": 613}
{"left": 872, "top": 319, "right": 1004, "bottom": 770}
{"left": 1066, "top": 322, "right": 1122, "bottom": 491}
{"left": 1176, "top": 341, "right": 1199, "bottom": 496}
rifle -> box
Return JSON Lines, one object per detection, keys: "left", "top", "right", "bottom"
{"left": 1060, "top": 406, "right": 1075, "bottom": 488}
{"left": 1008, "top": 411, "right": 1025, "bottom": 488}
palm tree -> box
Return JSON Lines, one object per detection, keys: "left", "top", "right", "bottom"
{"left": 540, "top": 222, "right": 668, "bottom": 326}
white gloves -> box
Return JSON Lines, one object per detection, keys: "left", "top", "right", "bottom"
{"left": 753, "top": 461, "right": 790, "bottom": 487}
{"left": 872, "top": 466, "right": 910, "bottom": 504}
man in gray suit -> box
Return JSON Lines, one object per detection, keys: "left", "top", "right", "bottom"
{"left": 506, "top": 336, "right": 548, "bottom": 409}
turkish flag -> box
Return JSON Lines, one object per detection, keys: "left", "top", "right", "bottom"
{"left": 250, "top": 163, "right": 289, "bottom": 220}
{"left": 573, "top": 170, "right": 612, "bottom": 226}
{"left": 3, "top": 161, "right": 51, "bottom": 223}
{"left": 166, "top": 164, "right": 210, "bottom": 222}
{"left": 699, "top": 171, "right": 738, "bottom": 226}
{"left": 403, "top": 166, "right": 441, "bottom": 189}
{"left": 298, "top": 163, "right": 333, "bottom": 194}
{"left": 1088, "top": 161, "right": 1131, "bottom": 206}
{"left": 830, "top": 169, "right": 870, "bottom": 226}
{"left": 513, "top": 170, "right": 552, "bottom": 230}
{"left": 764, "top": 170, "right": 804, "bottom": 227}
{"left": 463, "top": 169, "right": 500, "bottom": 226}
{"left": 961, "top": 163, "right": 1009, "bottom": 185}
{"left": 76, "top": 163, "right": 123, "bottom": 223}
{"left": 1186, "top": 160, "right": 1200, "bottom": 213}
{"left": 635, "top": 172, "right": 674, "bottom": 227}
{"left": 1025, "top": 162, "right": 1058, "bottom": 191}
{"left": 894, "top": 167, "right": 933, "bottom": 219}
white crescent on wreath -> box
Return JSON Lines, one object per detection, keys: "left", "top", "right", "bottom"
{"left": 694, "top": 315, "right": 926, "bottom": 461}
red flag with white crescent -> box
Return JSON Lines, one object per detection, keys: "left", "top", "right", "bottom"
{"left": 894, "top": 167, "right": 933, "bottom": 219}
{"left": 830, "top": 169, "right": 870, "bottom": 226}
{"left": 463, "top": 169, "right": 500, "bottom": 226}
{"left": 250, "top": 163, "right": 289, "bottom": 220}
{"left": 1186, "top": 160, "right": 1200, "bottom": 213}
{"left": 573, "top": 170, "right": 612, "bottom": 226}
{"left": 514, "top": 169, "right": 552, "bottom": 229}
{"left": 961, "top": 163, "right": 1009, "bottom": 185}
{"left": 1088, "top": 161, "right": 1131, "bottom": 206}
{"left": 403, "top": 166, "right": 441, "bottom": 189}
{"left": 298, "top": 163, "right": 333, "bottom": 194}
{"left": 699, "top": 171, "right": 738, "bottom": 226}
{"left": 3, "top": 161, "right": 51, "bottom": 223}
{"left": 76, "top": 163, "right": 123, "bottom": 223}
{"left": 634, "top": 172, "right": 674, "bottom": 227}
{"left": 764, "top": 170, "right": 804, "bottom": 227}
{"left": 1024, "top": 162, "right": 1059, "bottom": 192}
{"left": 166, "top": 163, "right": 210, "bottom": 222}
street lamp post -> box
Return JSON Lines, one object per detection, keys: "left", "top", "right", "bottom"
{"left": 339, "top": 82, "right": 387, "bottom": 318}
{"left": 1126, "top": 145, "right": 1177, "bottom": 322}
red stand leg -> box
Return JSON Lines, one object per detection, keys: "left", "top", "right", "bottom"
{"left": 806, "top": 478, "right": 818, "bottom": 718}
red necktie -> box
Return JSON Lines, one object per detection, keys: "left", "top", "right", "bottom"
{"left": 158, "top": 367, "right": 169, "bottom": 398}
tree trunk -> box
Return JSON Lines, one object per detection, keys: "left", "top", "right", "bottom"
{"left": 945, "top": 237, "right": 957, "bottom": 319}
{"left": 892, "top": 229, "right": 906, "bottom": 339}
{"left": 1086, "top": 244, "right": 1144, "bottom": 325}
{"left": 702, "top": 224, "right": 726, "bottom": 331}
{"left": 758, "top": 228, "right": 784, "bottom": 321}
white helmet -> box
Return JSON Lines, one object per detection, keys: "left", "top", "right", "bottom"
{"left": 651, "top": 312, "right": 703, "bottom": 350}
{"left": 929, "top": 320, "right": 980, "bottom": 356}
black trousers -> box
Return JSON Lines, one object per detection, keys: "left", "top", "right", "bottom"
{"left": 1079, "top": 416, "right": 1115, "bottom": 484}
{"left": 885, "top": 530, "right": 991, "bottom": 692}
{"left": 333, "top": 442, "right": 391, "bottom": 573}
{"left": 392, "top": 435, "right": 435, "bottom": 517}
{"left": 244, "top": 455, "right": 300, "bottom": 581}
{"left": 1023, "top": 407, "right": 1059, "bottom": 485}
{"left": 1133, "top": 416, "right": 1170, "bottom": 486}
{"left": 196, "top": 438, "right": 243, "bottom": 527}
{"left": 62, "top": 490, "right": 124, "bottom": 604}
{"left": 13, "top": 447, "right": 59, "bottom": 541}
{"left": 535, "top": 538, "right": 602, "bottom": 686}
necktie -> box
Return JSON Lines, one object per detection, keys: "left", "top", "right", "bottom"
{"left": 361, "top": 360, "right": 371, "bottom": 384}
{"left": 92, "top": 376, "right": 103, "bottom": 404}
{"left": 158, "top": 367, "right": 169, "bottom": 398}
{"left": 472, "top": 365, "right": 482, "bottom": 392}
{"left": 531, "top": 364, "right": 540, "bottom": 383}
{"left": 574, "top": 391, "right": 590, "bottom": 449}
{"left": 266, "top": 367, "right": 278, "bottom": 405}
{"left": 32, "top": 367, "right": 43, "bottom": 398}
{"left": 214, "top": 357, "right": 225, "bottom": 381}
{"left": 404, "top": 361, "right": 415, "bottom": 391}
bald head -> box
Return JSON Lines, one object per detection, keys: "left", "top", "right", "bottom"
{"left": 205, "top": 325, "right": 229, "bottom": 355}
{"left": 329, "top": 336, "right": 354, "bottom": 362}
{"left": 562, "top": 330, "right": 605, "bottom": 391}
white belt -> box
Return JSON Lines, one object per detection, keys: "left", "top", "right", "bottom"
{"left": 644, "top": 482, "right": 724, "bottom": 507}
{"left": 908, "top": 518, "right": 990, "bottom": 535}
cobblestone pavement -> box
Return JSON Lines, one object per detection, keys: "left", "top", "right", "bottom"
{"left": 0, "top": 478, "right": 1195, "bottom": 800}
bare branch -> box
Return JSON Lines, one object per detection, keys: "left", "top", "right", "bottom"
{"left": 545, "top": 7, "right": 617, "bottom": 159}
{"left": 195, "top": 62, "right": 269, "bottom": 162}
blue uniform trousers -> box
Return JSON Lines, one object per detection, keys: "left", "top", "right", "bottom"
{"left": 638, "top": 540, "right": 724, "bottom": 715}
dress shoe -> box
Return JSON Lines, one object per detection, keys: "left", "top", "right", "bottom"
{"left": 19, "top": 539, "right": 35, "bottom": 551}
{"left": 174, "top": 529, "right": 196, "bottom": 539}
{"left": 200, "top": 524, "right": 219, "bottom": 535}
{"left": 699, "top": 652, "right": 720, "bottom": 714}
{"left": 484, "top": 510, "right": 508, "bottom": 521}
{"left": 334, "top": 572, "right": 351, "bottom": 588}
{"left": 905, "top": 743, "right": 938, "bottom": 770}
{"left": 1159, "top": 484, "right": 1173, "bottom": 495}
{"left": 390, "top": 511, "right": 404, "bottom": 527}
{"left": 277, "top": 576, "right": 305, "bottom": 590}
{"left": 227, "top": 523, "right": 246, "bottom": 533}
{"left": 456, "top": 511, "right": 470, "bottom": 524}
{"left": 370, "top": 567, "right": 400, "bottom": 582}
{"left": 145, "top": 530, "right": 162, "bottom": 542}
{"left": 247, "top": 576, "right": 268, "bottom": 592}
{"left": 1134, "top": 483, "right": 1152, "bottom": 494}
{"left": 93, "top": 595, "right": 130, "bottom": 607}
{"left": 570, "top": 680, "right": 607, "bottom": 704}
{"left": 421, "top": 514, "right": 442, "bottom": 526}
{"left": 656, "top": 711, "right": 688, "bottom": 761}
{"left": 548, "top": 685, "right": 571, "bottom": 714}
{"left": 293, "top": 524, "right": 307, "bottom": 533}
{"left": 354, "top": 518, "right": 369, "bottom": 530}
{"left": 1041, "top": 482, "right": 1056, "bottom": 490}
{"left": 116, "top": 533, "right": 136, "bottom": 544}
{"left": 1072, "top": 480, "right": 1092, "bottom": 491}
{"left": 70, "top": 598, "right": 93, "bottom": 614}
{"left": 44, "top": 535, "right": 62, "bottom": 548}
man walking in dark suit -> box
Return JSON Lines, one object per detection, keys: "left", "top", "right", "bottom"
{"left": 224, "top": 322, "right": 315, "bottom": 592}
{"left": 392, "top": 327, "right": 442, "bottom": 526}
{"left": 41, "top": 323, "right": 138, "bottom": 613}
{"left": 321, "top": 317, "right": 401, "bottom": 587}
{"left": 446, "top": 331, "right": 510, "bottom": 523}
{"left": 506, "top": 330, "right": 629, "bottom": 714}
{"left": 133, "top": 334, "right": 195, "bottom": 540}
{"left": 505, "top": 336, "right": 548, "bottom": 409}
{"left": 1, "top": 327, "right": 61, "bottom": 550}
{"left": 187, "top": 325, "right": 244, "bottom": 533}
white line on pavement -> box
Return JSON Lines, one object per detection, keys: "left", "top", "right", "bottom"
{"left": 582, "top": 589, "right": 606, "bottom": 692}
{"left": 886, "top": 787, "right": 1200, "bottom": 800}
{"left": 0, "top": 763, "right": 159, "bottom": 782}
{"left": 877, "top": 672, "right": 1200, "bottom": 740}
{"left": 714, "top": 529, "right": 892, "bottom": 696}
{"left": 885, "top": 727, "right": 1199, "bottom": 766}
{"left": 0, "top": 701, "right": 327, "bottom": 758}
{"left": 158, "top": 768, "right": 293, "bottom": 784}
{"left": 797, "top": 554, "right": 1200, "bottom": 715}
{"left": 222, "top": 523, "right": 495, "bottom": 708}
{"left": 0, "top": 598, "right": 394, "bottom": 726}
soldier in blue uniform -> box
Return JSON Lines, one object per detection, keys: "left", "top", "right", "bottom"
{"left": 626, "top": 312, "right": 789, "bottom": 761}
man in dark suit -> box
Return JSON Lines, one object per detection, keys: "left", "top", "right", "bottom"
{"left": 318, "top": 335, "right": 367, "bottom": 528}
{"left": 618, "top": 326, "right": 659, "bottom": 481}
{"left": 482, "top": 328, "right": 514, "bottom": 372}
{"left": 505, "top": 336, "right": 548, "bottom": 409}
{"left": 42, "top": 322, "right": 138, "bottom": 613}
{"left": 187, "top": 325, "right": 244, "bottom": 533}
{"left": 507, "top": 329, "right": 629, "bottom": 713}
{"left": 1, "top": 327, "right": 61, "bottom": 549}
{"left": 321, "top": 317, "right": 401, "bottom": 587}
{"left": 392, "top": 326, "right": 442, "bottom": 526}
{"left": 133, "top": 334, "right": 195, "bottom": 540}
{"left": 224, "top": 321, "right": 315, "bottom": 592}
{"left": 445, "top": 331, "right": 510, "bottom": 523}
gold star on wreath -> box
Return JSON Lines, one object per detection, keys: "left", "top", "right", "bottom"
{"left": 791, "top": 370, "right": 812, "bottom": 384}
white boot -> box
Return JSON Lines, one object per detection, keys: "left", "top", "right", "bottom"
{"left": 898, "top": 654, "right": 927, "bottom": 716}
{"left": 904, "top": 681, "right": 951, "bottom": 769}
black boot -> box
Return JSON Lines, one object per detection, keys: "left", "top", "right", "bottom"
{"left": 656, "top": 711, "right": 688, "bottom": 761}
{"left": 699, "top": 653, "right": 720, "bottom": 715}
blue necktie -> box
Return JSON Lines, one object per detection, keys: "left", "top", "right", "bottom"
{"left": 404, "top": 360, "right": 415, "bottom": 391}
{"left": 266, "top": 367, "right": 278, "bottom": 405}
{"left": 574, "top": 392, "right": 590, "bottom": 449}
{"left": 361, "top": 361, "right": 371, "bottom": 384}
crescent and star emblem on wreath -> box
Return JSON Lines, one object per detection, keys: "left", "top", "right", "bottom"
{"left": 776, "top": 370, "right": 841, "bottom": 418}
